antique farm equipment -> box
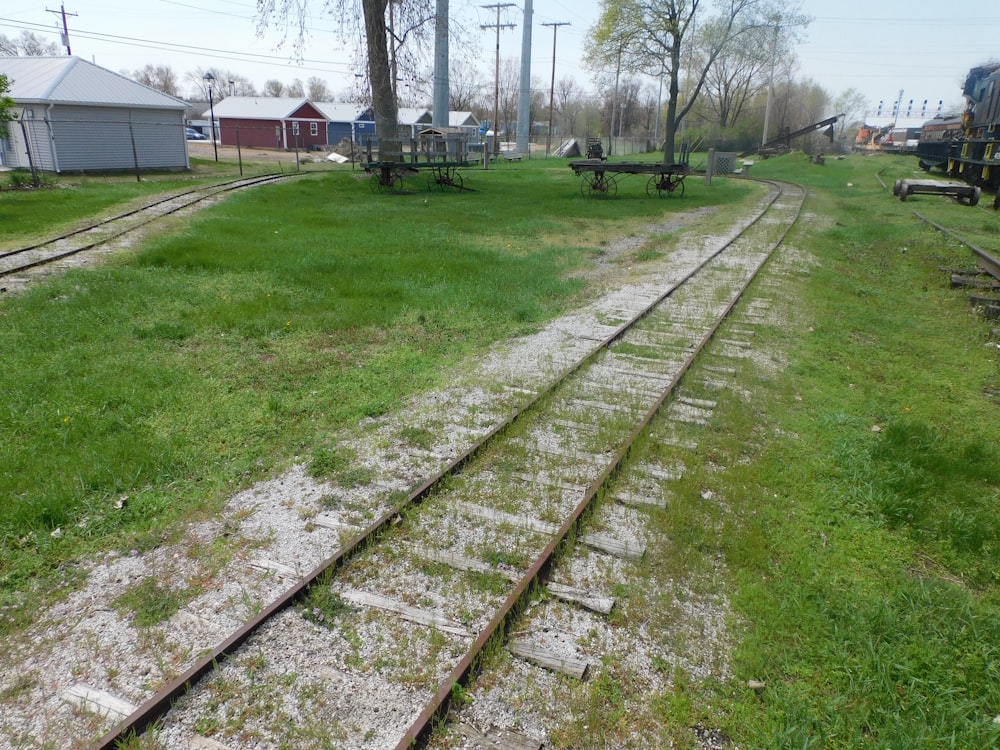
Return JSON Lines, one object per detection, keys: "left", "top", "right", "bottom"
{"left": 364, "top": 128, "right": 474, "bottom": 193}
{"left": 569, "top": 159, "right": 691, "bottom": 198}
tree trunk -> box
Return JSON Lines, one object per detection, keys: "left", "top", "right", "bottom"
{"left": 362, "top": 0, "right": 398, "bottom": 140}
{"left": 661, "top": 43, "right": 682, "bottom": 165}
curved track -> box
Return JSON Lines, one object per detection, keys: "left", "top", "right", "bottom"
{"left": 0, "top": 173, "right": 301, "bottom": 282}
{"left": 73, "top": 180, "right": 806, "bottom": 750}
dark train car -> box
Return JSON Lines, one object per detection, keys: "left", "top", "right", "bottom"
{"left": 916, "top": 115, "right": 963, "bottom": 169}
{"left": 923, "top": 63, "right": 1000, "bottom": 193}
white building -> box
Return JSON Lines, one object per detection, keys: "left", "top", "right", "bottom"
{"left": 0, "top": 56, "right": 189, "bottom": 172}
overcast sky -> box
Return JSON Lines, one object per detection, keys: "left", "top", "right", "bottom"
{"left": 2, "top": 0, "right": 995, "bottom": 117}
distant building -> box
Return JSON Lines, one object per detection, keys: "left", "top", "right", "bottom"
{"left": 0, "top": 56, "right": 189, "bottom": 172}
{"left": 206, "top": 96, "right": 329, "bottom": 150}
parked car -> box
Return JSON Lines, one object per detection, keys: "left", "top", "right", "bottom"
{"left": 185, "top": 127, "right": 207, "bottom": 140}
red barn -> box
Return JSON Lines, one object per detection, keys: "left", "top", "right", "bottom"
{"left": 205, "top": 96, "right": 328, "bottom": 150}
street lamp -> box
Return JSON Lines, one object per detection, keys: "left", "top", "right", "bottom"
{"left": 203, "top": 71, "right": 218, "bottom": 161}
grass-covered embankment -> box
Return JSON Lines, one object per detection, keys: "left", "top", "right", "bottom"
{"left": 632, "top": 153, "right": 1000, "bottom": 748}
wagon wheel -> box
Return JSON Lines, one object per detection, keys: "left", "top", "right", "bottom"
{"left": 446, "top": 170, "right": 464, "bottom": 191}
{"left": 892, "top": 179, "right": 902, "bottom": 196}
{"left": 371, "top": 168, "right": 402, "bottom": 194}
{"left": 898, "top": 180, "right": 909, "bottom": 201}
{"left": 581, "top": 172, "right": 616, "bottom": 197}
{"left": 427, "top": 172, "right": 441, "bottom": 191}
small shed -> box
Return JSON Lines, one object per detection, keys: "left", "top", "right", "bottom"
{"left": 0, "top": 56, "right": 189, "bottom": 172}
{"left": 208, "top": 96, "right": 328, "bottom": 150}
{"left": 416, "top": 126, "right": 470, "bottom": 163}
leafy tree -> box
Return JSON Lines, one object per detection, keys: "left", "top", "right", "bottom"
{"left": 0, "top": 74, "right": 15, "bottom": 138}
{"left": 588, "top": 0, "right": 807, "bottom": 163}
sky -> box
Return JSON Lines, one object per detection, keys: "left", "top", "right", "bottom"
{"left": 1, "top": 0, "right": 996, "bottom": 120}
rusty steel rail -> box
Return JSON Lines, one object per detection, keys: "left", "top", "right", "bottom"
{"left": 394, "top": 180, "right": 805, "bottom": 748}
{"left": 86, "top": 181, "right": 799, "bottom": 750}
{"left": 913, "top": 211, "right": 1000, "bottom": 282}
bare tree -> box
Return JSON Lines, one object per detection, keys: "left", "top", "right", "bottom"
{"left": 263, "top": 79, "right": 287, "bottom": 97}
{"left": 132, "top": 64, "right": 181, "bottom": 97}
{"left": 448, "top": 60, "right": 482, "bottom": 111}
{"left": 256, "top": 0, "right": 444, "bottom": 139}
{"left": 307, "top": 76, "right": 332, "bottom": 100}
{"left": 0, "top": 30, "right": 60, "bottom": 56}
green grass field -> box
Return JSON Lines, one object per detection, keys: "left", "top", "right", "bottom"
{"left": 2, "top": 152, "right": 999, "bottom": 747}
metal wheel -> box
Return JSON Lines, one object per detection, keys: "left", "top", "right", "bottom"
{"left": 970, "top": 186, "right": 981, "bottom": 207}
{"left": 898, "top": 181, "right": 909, "bottom": 201}
{"left": 892, "top": 179, "right": 902, "bottom": 196}
{"left": 427, "top": 172, "right": 440, "bottom": 191}
{"left": 646, "top": 175, "right": 661, "bottom": 198}
{"left": 669, "top": 177, "right": 685, "bottom": 197}
{"left": 581, "top": 172, "right": 616, "bottom": 197}
{"left": 448, "top": 171, "right": 464, "bottom": 191}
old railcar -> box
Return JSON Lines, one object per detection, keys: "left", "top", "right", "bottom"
{"left": 935, "top": 64, "right": 1000, "bottom": 192}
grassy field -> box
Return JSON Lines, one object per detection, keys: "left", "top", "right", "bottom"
{"left": 0, "top": 156, "right": 750, "bottom": 625}
{"left": 2, "top": 151, "right": 999, "bottom": 747}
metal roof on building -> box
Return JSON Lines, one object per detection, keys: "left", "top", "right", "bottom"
{"left": 312, "top": 102, "right": 372, "bottom": 122}
{"left": 447, "top": 111, "right": 478, "bottom": 127}
{"left": 206, "top": 96, "right": 311, "bottom": 120}
{"left": 0, "top": 56, "right": 186, "bottom": 109}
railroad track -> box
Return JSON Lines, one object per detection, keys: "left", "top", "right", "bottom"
{"left": 2, "top": 181, "right": 804, "bottom": 749}
{"left": 913, "top": 211, "right": 1000, "bottom": 283}
{"left": 0, "top": 173, "right": 301, "bottom": 284}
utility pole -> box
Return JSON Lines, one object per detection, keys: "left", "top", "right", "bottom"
{"left": 543, "top": 21, "right": 569, "bottom": 157}
{"left": 46, "top": 3, "right": 77, "bottom": 56}
{"left": 481, "top": 3, "right": 515, "bottom": 160}
{"left": 761, "top": 18, "right": 780, "bottom": 148}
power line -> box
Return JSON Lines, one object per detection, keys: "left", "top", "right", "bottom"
{"left": 0, "top": 17, "right": 354, "bottom": 73}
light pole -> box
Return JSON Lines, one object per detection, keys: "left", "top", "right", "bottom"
{"left": 204, "top": 71, "right": 218, "bottom": 161}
